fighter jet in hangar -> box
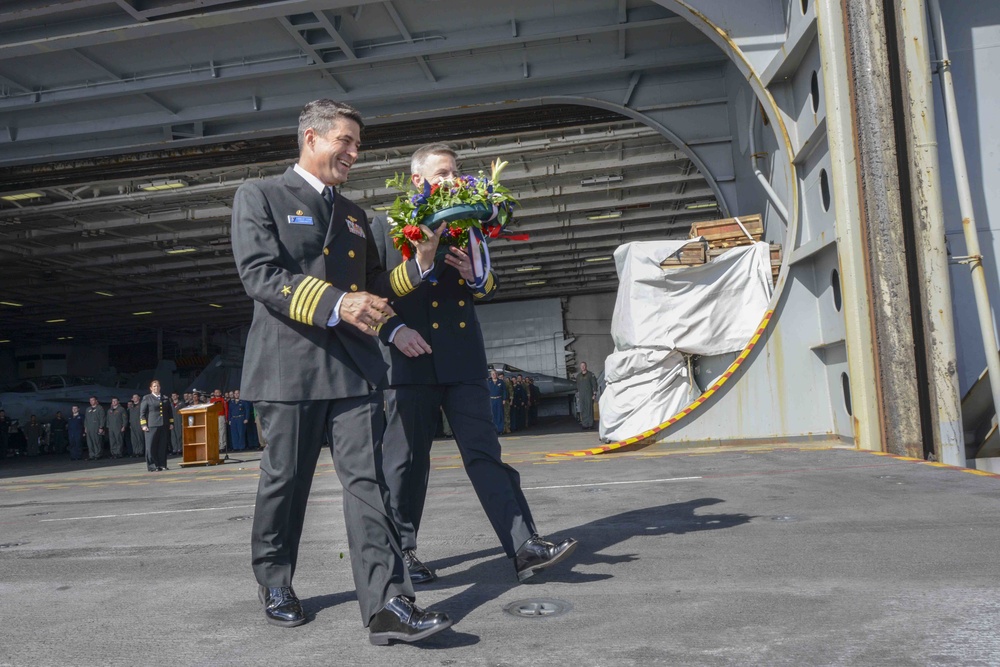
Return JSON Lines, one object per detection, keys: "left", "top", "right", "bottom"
{"left": 0, "top": 375, "right": 136, "bottom": 426}
{"left": 487, "top": 362, "right": 577, "bottom": 396}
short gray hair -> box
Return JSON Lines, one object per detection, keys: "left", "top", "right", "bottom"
{"left": 297, "top": 99, "right": 364, "bottom": 152}
{"left": 411, "top": 143, "right": 457, "bottom": 178}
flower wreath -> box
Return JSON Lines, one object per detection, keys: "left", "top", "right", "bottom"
{"left": 384, "top": 159, "right": 525, "bottom": 285}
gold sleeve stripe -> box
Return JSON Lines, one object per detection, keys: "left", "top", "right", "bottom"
{"left": 290, "top": 278, "right": 321, "bottom": 323}
{"left": 391, "top": 263, "right": 415, "bottom": 297}
{"left": 302, "top": 281, "right": 330, "bottom": 324}
{"left": 290, "top": 276, "right": 325, "bottom": 324}
{"left": 289, "top": 276, "right": 316, "bottom": 321}
{"left": 484, "top": 272, "right": 495, "bottom": 293}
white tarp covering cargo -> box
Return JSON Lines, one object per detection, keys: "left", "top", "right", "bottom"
{"left": 599, "top": 240, "right": 773, "bottom": 442}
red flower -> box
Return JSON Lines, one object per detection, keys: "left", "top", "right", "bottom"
{"left": 430, "top": 183, "right": 440, "bottom": 195}
{"left": 403, "top": 224, "right": 423, "bottom": 241}
{"left": 449, "top": 225, "right": 462, "bottom": 237}
{"left": 401, "top": 244, "right": 412, "bottom": 261}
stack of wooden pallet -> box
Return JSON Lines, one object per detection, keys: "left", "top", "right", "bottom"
{"left": 659, "top": 213, "right": 781, "bottom": 284}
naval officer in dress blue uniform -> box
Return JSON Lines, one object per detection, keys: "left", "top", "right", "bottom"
{"left": 231, "top": 99, "right": 452, "bottom": 645}
{"left": 371, "top": 143, "right": 577, "bottom": 586}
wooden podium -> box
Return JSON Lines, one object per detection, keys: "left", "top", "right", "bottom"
{"left": 178, "top": 402, "right": 224, "bottom": 467}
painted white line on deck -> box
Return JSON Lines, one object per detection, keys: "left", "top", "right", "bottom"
{"left": 524, "top": 476, "right": 702, "bottom": 491}
{"left": 39, "top": 504, "right": 256, "bottom": 522}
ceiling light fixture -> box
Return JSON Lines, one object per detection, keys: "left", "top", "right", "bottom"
{"left": 685, "top": 201, "right": 719, "bottom": 210}
{"left": 580, "top": 175, "right": 623, "bottom": 186}
{"left": 132, "top": 311, "right": 153, "bottom": 316}
{"left": 139, "top": 179, "right": 188, "bottom": 192}
{"left": 515, "top": 266, "right": 542, "bottom": 272}
{"left": 586, "top": 211, "right": 623, "bottom": 221}
{"left": 0, "top": 301, "right": 23, "bottom": 307}
{"left": 94, "top": 291, "right": 115, "bottom": 297}
{"left": 372, "top": 204, "right": 393, "bottom": 211}
{"left": 585, "top": 256, "right": 614, "bottom": 263}
{"left": 57, "top": 336, "right": 74, "bottom": 341}
{"left": 0, "top": 339, "right": 10, "bottom": 343}
{"left": 45, "top": 318, "right": 66, "bottom": 323}
{"left": 524, "top": 280, "right": 547, "bottom": 287}
{"left": 209, "top": 303, "right": 223, "bottom": 308}
{"left": 1, "top": 192, "right": 44, "bottom": 202}
{"left": 164, "top": 246, "right": 198, "bottom": 254}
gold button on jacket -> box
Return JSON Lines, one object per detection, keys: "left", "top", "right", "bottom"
{"left": 323, "top": 247, "right": 329, "bottom": 256}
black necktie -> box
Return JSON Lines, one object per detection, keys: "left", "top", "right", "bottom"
{"left": 323, "top": 186, "right": 335, "bottom": 210}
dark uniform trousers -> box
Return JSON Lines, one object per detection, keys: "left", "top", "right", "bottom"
{"left": 370, "top": 215, "right": 536, "bottom": 559}
{"left": 251, "top": 393, "right": 410, "bottom": 622}
{"left": 383, "top": 381, "right": 535, "bottom": 557}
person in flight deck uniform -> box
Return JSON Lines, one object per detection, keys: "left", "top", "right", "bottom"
{"left": 170, "top": 393, "right": 185, "bottom": 455}
{"left": 228, "top": 389, "right": 249, "bottom": 452}
{"left": 105, "top": 398, "right": 128, "bottom": 458}
{"left": 83, "top": 396, "right": 106, "bottom": 460}
{"left": 487, "top": 368, "right": 507, "bottom": 435}
{"left": 67, "top": 406, "right": 85, "bottom": 461}
{"left": 128, "top": 393, "right": 144, "bottom": 458}
{"left": 231, "top": 99, "right": 452, "bottom": 645}
{"left": 50, "top": 411, "right": 68, "bottom": 455}
{"left": 527, "top": 377, "right": 540, "bottom": 427}
{"left": 576, "top": 361, "right": 599, "bottom": 430}
{"left": 370, "top": 142, "right": 578, "bottom": 587}
{"left": 140, "top": 380, "right": 173, "bottom": 472}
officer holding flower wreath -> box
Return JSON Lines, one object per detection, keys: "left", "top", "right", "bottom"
{"left": 371, "top": 143, "right": 578, "bottom": 586}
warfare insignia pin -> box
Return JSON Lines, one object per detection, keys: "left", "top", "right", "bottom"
{"left": 281, "top": 285, "right": 292, "bottom": 297}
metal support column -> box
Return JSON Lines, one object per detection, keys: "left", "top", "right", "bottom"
{"left": 927, "top": 0, "right": 1000, "bottom": 436}
{"left": 892, "top": 0, "right": 964, "bottom": 464}
{"left": 816, "top": 0, "right": 883, "bottom": 452}
{"left": 841, "top": 0, "right": 925, "bottom": 457}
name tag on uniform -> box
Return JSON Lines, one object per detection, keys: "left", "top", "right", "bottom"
{"left": 288, "top": 215, "right": 314, "bottom": 225}
{"left": 346, "top": 216, "right": 365, "bottom": 238}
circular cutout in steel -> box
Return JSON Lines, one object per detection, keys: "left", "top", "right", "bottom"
{"left": 831, "top": 269, "right": 842, "bottom": 312}
{"left": 819, "top": 168, "right": 832, "bottom": 212}
{"left": 842, "top": 372, "right": 853, "bottom": 416}
{"left": 801, "top": 0, "right": 809, "bottom": 15}
{"left": 810, "top": 70, "right": 820, "bottom": 114}
{"left": 503, "top": 598, "right": 572, "bottom": 619}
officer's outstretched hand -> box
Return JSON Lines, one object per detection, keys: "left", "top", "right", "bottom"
{"left": 392, "top": 326, "right": 432, "bottom": 357}
{"left": 340, "top": 292, "right": 395, "bottom": 337}
{"left": 413, "top": 223, "right": 447, "bottom": 273}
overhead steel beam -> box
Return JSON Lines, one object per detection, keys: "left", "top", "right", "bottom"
{"left": 0, "top": 1, "right": 387, "bottom": 58}
{"left": 0, "top": 43, "right": 723, "bottom": 160}
{"left": 0, "top": 7, "right": 685, "bottom": 111}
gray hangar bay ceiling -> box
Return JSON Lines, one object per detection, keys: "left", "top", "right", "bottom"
{"left": 0, "top": 0, "right": 725, "bottom": 344}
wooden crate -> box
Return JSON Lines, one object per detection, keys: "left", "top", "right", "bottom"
{"left": 689, "top": 214, "right": 763, "bottom": 248}
{"left": 660, "top": 241, "right": 708, "bottom": 267}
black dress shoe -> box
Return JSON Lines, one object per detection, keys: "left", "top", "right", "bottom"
{"left": 258, "top": 585, "right": 307, "bottom": 628}
{"left": 403, "top": 549, "right": 437, "bottom": 584}
{"left": 514, "top": 535, "right": 579, "bottom": 582}
{"left": 369, "top": 596, "right": 452, "bottom": 645}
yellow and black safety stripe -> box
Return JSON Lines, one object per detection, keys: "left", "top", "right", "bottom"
{"left": 390, "top": 263, "right": 415, "bottom": 297}
{"left": 472, "top": 271, "right": 496, "bottom": 299}
{"left": 289, "top": 276, "right": 330, "bottom": 324}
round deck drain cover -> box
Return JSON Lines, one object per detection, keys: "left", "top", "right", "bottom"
{"left": 503, "top": 598, "right": 572, "bottom": 619}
